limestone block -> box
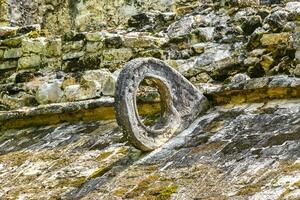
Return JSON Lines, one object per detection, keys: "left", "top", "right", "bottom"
{"left": 260, "top": 33, "right": 290, "bottom": 46}
{"left": 36, "top": 80, "right": 64, "bottom": 104}
{"left": 22, "top": 38, "right": 46, "bottom": 54}
{"left": 85, "top": 32, "right": 106, "bottom": 42}
{"left": 123, "top": 34, "right": 158, "bottom": 49}
{"left": 44, "top": 39, "right": 62, "bottom": 57}
{"left": 3, "top": 48, "right": 22, "bottom": 59}
{"left": 62, "top": 41, "right": 84, "bottom": 53}
{"left": 18, "top": 55, "right": 42, "bottom": 69}
{"left": 0, "top": 27, "right": 17, "bottom": 39}
{"left": 62, "top": 51, "right": 84, "bottom": 60}
{"left": 0, "top": 37, "right": 22, "bottom": 47}
{"left": 86, "top": 42, "right": 103, "bottom": 53}
{"left": 0, "top": 60, "right": 18, "bottom": 70}
{"left": 102, "top": 48, "right": 133, "bottom": 62}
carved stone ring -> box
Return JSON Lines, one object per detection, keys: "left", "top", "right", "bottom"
{"left": 115, "top": 58, "right": 210, "bottom": 151}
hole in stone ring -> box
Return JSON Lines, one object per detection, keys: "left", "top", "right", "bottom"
{"left": 135, "top": 76, "right": 174, "bottom": 137}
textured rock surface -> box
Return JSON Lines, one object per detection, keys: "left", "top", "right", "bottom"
{"left": 1, "top": 99, "right": 300, "bottom": 199}
{"left": 0, "top": 0, "right": 299, "bottom": 199}
{"left": 115, "top": 58, "right": 209, "bottom": 151}
{"left": 0, "top": 0, "right": 299, "bottom": 111}
{"left": 4, "top": 0, "right": 173, "bottom": 34}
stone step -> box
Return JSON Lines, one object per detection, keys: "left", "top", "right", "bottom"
{"left": 0, "top": 97, "right": 160, "bottom": 131}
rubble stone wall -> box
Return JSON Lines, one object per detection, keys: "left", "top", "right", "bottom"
{"left": 2, "top": 0, "right": 296, "bottom": 34}
{"left": 2, "top": 0, "right": 174, "bottom": 34}
{"left": 0, "top": 1, "right": 299, "bottom": 111}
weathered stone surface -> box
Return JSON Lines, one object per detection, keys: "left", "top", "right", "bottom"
{"left": 123, "top": 34, "right": 159, "bottom": 49}
{"left": 18, "top": 55, "right": 41, "bottom": 69}
{"left": 3, "top": 48, "right": 22, "bottom": 59}
{"left": 62, "top": 41, "right": 84, "bottom": 53}
{"left": 260, "top": 54, "right": 274, "bottom": 72}
{"left": 115, "top": 58, "right": 209, "bottom": 151}
{"left": 260, "top": 33, "right": 290, "bottom": 46}
{"left": 0, "top": 37, "right": 22, "bottom": 47}
{"left": 1, "top": 98, "right": 300, "bottom": 199}
{"left": 0, "top": 49, "right": 4, "bottom": 60}
{"left": 0, "top": 1, "right": 299, "bottom": 198}
{"left": 36, "top": 80, "right": 64, "bottom": 104}
{"left": 241, "top": 15, "right": 262, "bottom": 35}
{"left": 102, "top": 48, "right": 133, "bottom": 63}
{"left": 65, "top": 81, "right": 101, "bottom": 101}
{"left": 63, "top": 70, "right": 116, "bottom": 101}
{"left": 63, "top": 84, "right": 81, "bottom": 101}
{"left": 286, "top": 2, "right": 300, "bottom": 17}
{"left": 85, "top": 42, "right": 103, "bottom": 53}
{"left": 264, "top": 10, "right": 290, "bottom": 32}
{"left": 103, "top": 34, "right": 123, "bottom": 49}
{"left": 190, "top": 27, "right": 215, "bottom": 43}
{"left": 244, "top": 57, "right": 260, "bottom": 66}
{"left": 167, "top": 16, "right": 195, "bottom": 38}
{"left": 0, "top": 0, "right": 8, "bottom": 26}
{"left": 41, "top": 57, "right": 62, "bottom": 70}
{"left": 44, "top": 39, "right": 62, "bottom": 57}
{"left": 22, "top": 38, "right": 46, "bottom": 54}
{"left": 62, "top": 51, "right": 84, "bottom": 60}
{"left": 85, "top": 32, "right": 105, "bottom": 42}
{"left": 0, "top": 27, "right": 17, "bottom": 39}
{"left": 296, "top": 50, "right": 300, "bottom": 63}
{"left": 192, "top": 43, "right": 205, "bottom": 54}
{"left": 0, "top": 60, "right": 17, "bottom": 70}
{"left": 249, "top": 48, "right": 267, "bottom": 57}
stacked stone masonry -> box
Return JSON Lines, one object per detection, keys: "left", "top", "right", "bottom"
{"left": 0, "top": 0, "right": 299, "bottom": 111}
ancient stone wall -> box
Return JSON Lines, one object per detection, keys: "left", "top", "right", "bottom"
{"left": 2, "top": 0, "right": 295, "bottom": 34}
{"left": 2, "top": 0, "right": 174, "bottom": 34}
{"left": 0, "top": 1, "right": 300, "bottom": 199}
{"left": 0, "top": 1, "right": 299, "bottom": 111}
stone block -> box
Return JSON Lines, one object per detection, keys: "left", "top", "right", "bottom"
{"left": 62, "top": 41, "right": 84, "bottom": 53}
{"left": 18, "top": 55, "right": 42, "bottom": 69}
{"left": 86, "top": 42, "right": 103, "bottom": 53}
{"left": 123, "top": 34, "right": 158, "bottom": 48}
{"left": 22, "top": 38, "right": 46, "bottom": 54}
{"left": 0, "top": 49, "right": 3, "bottom": 60}
{"left": 0, "top": 60, "right": 18, "bottom": 70}
{"left": 0, "top": 37, "right": 22, "bottom": 47}
{"left": 260, "top": 33, "right": 290, "bottom": 46}
{"left": 102, "top": 48, "right": 133, "bottom": 62}
{"left": 296, "top": 51, "right": 300, "bottom": 63}
{"left": 62, "top": 51, "right": 84, "bottom": 60}
{"left": 36, "top": 80, "right": 64, "bottom": 104}
{"left": 44, "top": 39, "right": 62, "bottom": 57}
{"left": 3, "top": 48, "right": 22, "bottom": 59}
{"left": 42, "top": 57, "right": 62, "bottom": 70}
{"left": 0, "top": 27, "right": 17, "bottom": 39}
{"left": 85, "top": 32, "right": 106, "bottom": 42}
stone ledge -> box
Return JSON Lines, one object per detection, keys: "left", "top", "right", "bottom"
{"left": 1, "top": 75, "right": 299, "bottom": 131}
{"left": 0, "top": 97, "right": 160, "bottom": 131}
{"left": 205, "top": 75, "right": 300, "bottom": 105}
